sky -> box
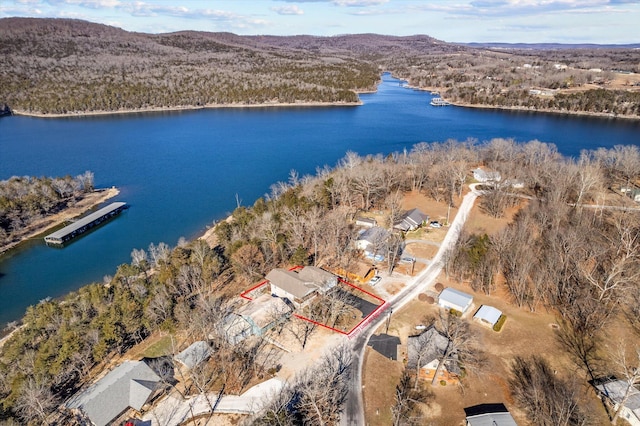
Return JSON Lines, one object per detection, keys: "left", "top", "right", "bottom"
{"left": 1, "top": 0, "right": 639, "bottom": 44}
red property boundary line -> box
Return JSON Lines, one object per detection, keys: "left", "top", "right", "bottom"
{"left": 237, "top": 267, "right": 388, "bottom": 337}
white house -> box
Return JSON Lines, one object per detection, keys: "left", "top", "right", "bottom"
{"left": 438, "top": 288, "right": 473, "bottom": 314}
{"left": 595, "top": 379, "right": 640, "bottom": 426}
{"left": 472, "top": 168, "right": 501, "bottom": 183}
{"left": 473, "top": 305, "right": 503, "bottom": 328}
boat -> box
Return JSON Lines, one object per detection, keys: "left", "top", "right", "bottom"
{"left": 430, "top": 97, "right": 450, "bottom": 106}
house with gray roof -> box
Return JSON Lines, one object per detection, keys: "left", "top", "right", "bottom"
{"left": 595, "top": 379, "right": 640, "bottom": 426}
{"left": 66, "top": 360, "right": 161, "bottom": 426}
{"left": 267, "top": 266, "right": 338, "bottom": 307}
{"left": 394, "top": 208, "right": 429, "bottom": 232}
{"left": 174, "top": 341, "right": 212, "bottom": 370}
{"left": 407, "top": 325, "right": 460, "bottom": 384}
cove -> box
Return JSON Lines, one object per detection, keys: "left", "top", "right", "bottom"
{"left": 0, "top": 73, "right": 639, "bottom": 328}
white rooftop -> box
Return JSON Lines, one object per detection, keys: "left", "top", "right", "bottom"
{"left": 474, "top": 305, "right": 502, "bottom": 326}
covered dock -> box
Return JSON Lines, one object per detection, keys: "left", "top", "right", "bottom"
{"left": 44, "top": 202, "right": 127, "bottom": 245}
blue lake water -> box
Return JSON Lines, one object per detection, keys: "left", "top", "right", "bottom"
{"left": 0, "top": 73, "right": 639, "bottom": 327}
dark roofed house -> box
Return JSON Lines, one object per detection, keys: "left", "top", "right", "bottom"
{"left": 465, "top": 403, "right": 518, "bottom": 426}
{"left": 394, "top": 208, "right": 429, "bottom": 232}
{"left": 66, "top": 360, "right": 161, "bottom": 426}
{"left": 407, "top": 325, "right": 460, "bottom": 384}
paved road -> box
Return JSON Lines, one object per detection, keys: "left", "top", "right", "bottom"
{"left": 340, "top": 186, "right": 480, "bottom": 425}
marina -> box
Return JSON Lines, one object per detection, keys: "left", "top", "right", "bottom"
{"left": 44, "top": 202, "right": 128, "bottom": 245}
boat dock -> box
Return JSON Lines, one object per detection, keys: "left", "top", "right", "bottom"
{"left": 430, "top": 97, "right": 450, "bottom": 106}
{"left": 44, "top": 202, "right": 127, "bottom": 245}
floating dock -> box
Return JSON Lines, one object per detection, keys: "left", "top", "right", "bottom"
{"left": 430, "top": 97, "right": 450, "bottom": 106}
{"left": 44, "top": 202, "right": 127, "bottom": 245}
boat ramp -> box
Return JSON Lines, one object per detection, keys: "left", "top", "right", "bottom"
{"left": 44, "top": 202, "right": 127, "bottom": 245}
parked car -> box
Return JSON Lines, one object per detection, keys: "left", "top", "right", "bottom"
{"left": 369, "top": 275, "right": 382, "bottom": 286}
{"left": 400, "top": 256, "right": 416, "bottom": 264}
{"left": 430, "top": 221, "right": 442, "bottom": 228}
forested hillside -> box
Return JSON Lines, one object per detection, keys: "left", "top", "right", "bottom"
{"left": 2, "top": 18, "right": 638, "bottom": 117}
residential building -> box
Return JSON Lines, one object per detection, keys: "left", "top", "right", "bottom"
{"left": 394, "top": 208, "right": 429, "bottom": 232}
{"left": 223, "top": 294, "right": 291, "bottom": 344}
{"left": 267, "top": 266, "right": 338, "bottom": 307}
{"left": 472, "top": 168, "right": 502, "bottom": 183}
{"left": 595, "top": 379, "right": 640, "bottom": 426}
{"left": 355, "top": 216, "right": 377, "bottom": 228}
{"left": 407, "top": 325, "right": 460, "bottom": 384}
{"left": 66, "top": 360, "right": 161, "bottom": 426}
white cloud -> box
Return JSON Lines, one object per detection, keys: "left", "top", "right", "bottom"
{"left": 271, "top": 5, "right": 304, "bottom": 15}
{"left": 333, "top": 0, "right": 388, "bottom": 6}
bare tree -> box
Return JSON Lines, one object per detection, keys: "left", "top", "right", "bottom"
{"left": 608, "top": 343, "right": 640, "bottom": 425}
{"left": 509, "top": 355, "right": 591, "bottom": 426}
{"left": 391, "top": 370, "right": 433, "bottom": 426}
{"left": 14, "top": 378, "right": 57, "bottom": 424}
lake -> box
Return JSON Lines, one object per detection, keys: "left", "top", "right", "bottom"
{"left": 0, "top": 73, "right": 639, "bottom": 327}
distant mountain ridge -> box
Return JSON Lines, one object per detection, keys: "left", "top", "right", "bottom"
{"left": 463, "top": 42, "right": 640, "bottom": 50}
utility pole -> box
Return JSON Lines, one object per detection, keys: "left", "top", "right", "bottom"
{"left": 386, "top": 309, "right": 393, "bottom": 334}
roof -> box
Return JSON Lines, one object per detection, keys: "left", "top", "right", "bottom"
{"left": 465, "top": 403, "right": 517, "bottom": 426}
{"left": 473, "top": 168, "right": 502, "bottom": 183}
{"left": 394, "top": 208, "right": 428, "bottom": 231}
{"left": 297, "top": 266, "right": 336, "bottom": 292}
{"left": 175, "top": 341, "right": 212, "bottom": 370}
{"left": 474, "top": 305, "right": 502, "bottom": 326}
{"left": 357, "top": 226, "right": 389, "bottom": 244}
{"left": 439, "top": 287, "right": 473, "bottom": 310}
{"left": 406, "top": 325, "right": 460, "bottom": 375}
{"left": 355, "top": 217, "right": 377, "bottom": 226}
{"left": 66, "top": 360, "right": 161, "bottom": 426}
{"left": 45, "top": 202, "right": 126, "bottom": 242}
{"left": 237, "top": 294, "right": 291, "bottom": 329}
{"left": 596, "top": 379, "right": 640, "bottom": 417}
{"left": 266, "top": 268, "right": 318, "bottom": 300}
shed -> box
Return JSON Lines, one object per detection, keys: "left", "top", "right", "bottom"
{"left": 174, "top": 341, "right": 212, "bottom": 370}
{"left": 438, "top": 287, "right": 473, "bottom": 314}
{"left": 473, "top": 305, "right": 502, "bottom": 327}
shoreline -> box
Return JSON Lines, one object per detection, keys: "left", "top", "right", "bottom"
{"left": 0, "top": 187, "right": 120, "bottom": 256}
{"left": 11, "top": 100, "right": 363, "bottom": 119}
{"left": 401, "top": 83, "right": 640, "bottom": 121}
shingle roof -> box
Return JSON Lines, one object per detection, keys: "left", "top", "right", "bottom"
{"left": 266, "top": 268, "right": 317, "bottom": 299}
{"left": 394, "top": 208, "right": 428, "bottom": 231}
{"left": 596, "top": 379, "right": 640, "bottom": 417}
{"left": 406, "top": 325, "right": 460, "bottom": 375}
{"left": 66, "top": 360, "right": 161, "bottom": 426}
{"left": 175, "top": 341, "right": 212, "bottom": 370}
